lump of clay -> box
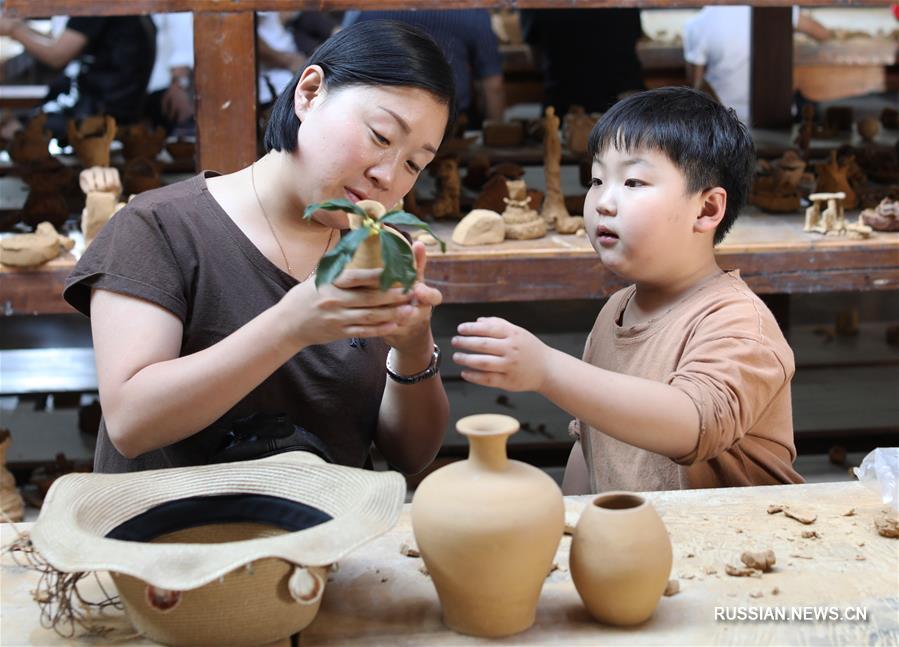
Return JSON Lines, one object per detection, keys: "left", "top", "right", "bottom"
{"left": 740, "top": 550, "right": 776, "bottom": 572}
{"left": 1, "top": 221, "right": 74, "bottom": 267}
{"left": 860, "top": 198, "right": 899, "bottom": 232}
{"left": 452, "top": 209, "right": 505, "bottom": 246}
{"left": 857, "top": 118, "right": 881, "bottom": 143}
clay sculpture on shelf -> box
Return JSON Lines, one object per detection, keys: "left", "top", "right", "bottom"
{"left": 482, "top": 119, "right": 525, "bottom": 147}
{"left": 541, "top": 106, "right": 584, "bottom": 235}
{"left": 20, "top": 159, "right": 73, "bottom": 229}
{"left": 430, "top": 157, "right": 461, "bottom": 219}
{"left": 804, "top": 192, "right": 871, "bottom": 238}
{"left": 570, "top": 492, "right": 672, "bottom": 626}
{"left": 123, "top": 157, "right": 163, "bottom": 195}
{"left": 80, "top": 166, "right": 125, "bottom": 247}
{"left": 814, "top": 151, "right": 858, "bottom": 210}
{"left": 856, "top": 117, "right": 881, "bottom": 144}
{"left": 0, "top": 221, "right": 74, "bottom": 267}
{"left": 119, "top": 124, "right": 167, "bottom": 161}
{"left": 563, "top": 105, "right": 600, "bottom": 156}
{"left": 9, "top": 113, "right": 52, "bottom": 164}
{"left": 303, "top": 198, "right": 444, "bottom": 290}
{"left": 860, "top": 198, "right": 899, "bottom": 232}
{"left": 0, "top": 429, "right": 25, "bottom": 522}
{"left": 750, "top": 150, "right": 812, "bottom": 213}
{"left": 452, "top": 209, "right": 505, "bottom": 246}
{"left": 501, "top": 179, "right": 546, "bottom": 240}
{"left": 67, "top": 115, "right": 117, "bottom": 168}
{"left": 411, "top": 414, "right": 564, "bottom": 637}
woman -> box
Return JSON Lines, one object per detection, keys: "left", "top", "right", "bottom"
{"left": 64, "top": 21, "right": 454, "bottom": 474}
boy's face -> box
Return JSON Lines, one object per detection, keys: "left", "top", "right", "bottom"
{"left": 584, "top": 145, "right": 706, "bottom": 284}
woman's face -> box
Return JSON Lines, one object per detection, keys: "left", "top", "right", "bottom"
{"left": 293, "top": 82, "right": 448, "bottom": 228}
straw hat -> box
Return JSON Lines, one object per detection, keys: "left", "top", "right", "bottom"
{"left": 29, "top": 451, "right": 405, "bottom": 646}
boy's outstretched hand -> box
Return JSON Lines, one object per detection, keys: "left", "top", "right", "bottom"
{"left": 452, "top": 317, "right": 549, "bottom": 392}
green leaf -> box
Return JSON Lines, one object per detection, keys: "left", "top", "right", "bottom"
{"left": 379, "top": 211, "right": 447, "bottom": 252}
{"left": 379, "top": 232, "right": 418, "bottom": 292}
{"left": 314, "top": 227, "right": 372, "bottom": 288}
{"left": 304, "top": 198, "right": 368, "bottom": 220}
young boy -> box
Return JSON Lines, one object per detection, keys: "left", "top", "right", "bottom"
{"left": 452, "top": 87, "right": 803, "bottom": 493}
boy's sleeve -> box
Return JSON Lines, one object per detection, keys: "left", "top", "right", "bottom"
{"left": 665, "top": 335, "right": 792, "bottom": 465}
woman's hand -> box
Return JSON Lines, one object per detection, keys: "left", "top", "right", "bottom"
{"left": 451, "top": 317, "right": 550, "bottom": 392}
{"left": 277, "top": 265, "right": 414, "bottom": 349}
{"left": 382, "top": 242, "right": 442, "bottom": 354}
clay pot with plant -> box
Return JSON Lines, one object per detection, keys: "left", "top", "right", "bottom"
{"left": 303, "top": 198, "right": 444, "bottom": 291}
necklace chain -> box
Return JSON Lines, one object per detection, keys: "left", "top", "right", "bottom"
{"left": 250, "top": 163, "right": 334, "bottom": 281}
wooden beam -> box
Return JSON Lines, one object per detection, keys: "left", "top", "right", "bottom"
{"left": 5, "top": 0, "right": 892, "bottom": 18}
{"left": 193, "top": 12, "right": 257, "bottom": 174}
{"left": 750, "top": 7, "right": 793, "bottom": 128}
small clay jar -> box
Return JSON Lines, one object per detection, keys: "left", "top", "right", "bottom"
{"left": 412, "top": 414, "right": 564, "bottom": 637}
{"left": 570, "top": 491, "right": 672, "bottom": 626}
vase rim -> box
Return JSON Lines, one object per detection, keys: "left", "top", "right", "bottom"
{"left": 591, "top": 491, "right": 648, "bottom": 512}
{"left": 455, "top": 414, "right": 519, "bottom": 438}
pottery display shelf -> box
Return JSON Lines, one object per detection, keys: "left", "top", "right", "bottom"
{"left": 2, "top": 481, "right": 896, "bottom": 645}
{"left": 2, "top": 213, "right": 898, "bottom": 314}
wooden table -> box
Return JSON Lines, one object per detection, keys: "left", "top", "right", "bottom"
{"left": 2, "top": 481, "right": 896, "bottom": 644}
{"left": 2, "top": 214, "right": 898, "bottom": 314}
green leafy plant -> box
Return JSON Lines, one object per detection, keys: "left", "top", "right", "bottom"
{"left": 303, "top": 198, "right": 445, "bottom": 292}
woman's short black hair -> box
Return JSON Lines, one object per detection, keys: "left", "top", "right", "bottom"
{"left": 264, "top": 20, "right": 456, "bottom": 153}
{"left": 588, "top": 87, "right": 755, "bottom": 245}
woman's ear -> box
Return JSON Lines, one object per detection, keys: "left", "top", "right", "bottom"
{"left": 293, "top": 65, "right": 325, "bottom": 122}
{"left": 694, "top": 187, "right": 727, "bottom": 234}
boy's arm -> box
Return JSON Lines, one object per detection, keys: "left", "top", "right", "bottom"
{"left": 453, "top": 317, "right": 700, "bottom": 459}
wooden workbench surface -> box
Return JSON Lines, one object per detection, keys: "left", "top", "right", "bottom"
{"left": 2, "top": 212, "right": 898, "bottom": 313}
{"left": 1, "top": 481, "right": 897, "bottom": 645}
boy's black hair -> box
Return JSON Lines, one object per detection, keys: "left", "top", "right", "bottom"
{"left": 264, "top": 20, "right": 456, "bottom": 153}
{"left": 587, "top": 87, "right": 755, "bottom": 245}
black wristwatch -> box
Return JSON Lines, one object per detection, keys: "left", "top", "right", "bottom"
{"left": 386, "top": 345, "right": 441, "bottom": 385}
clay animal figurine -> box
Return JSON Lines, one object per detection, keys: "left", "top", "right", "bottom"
{"left": 67, "top": 115, "right": 117, "bottom": 167}
{"left": 119, "top": 123, "right": 167, "bottom": 161}
{"left": 430, "top": 156, "right": 461, "bottom": 219}
{"left": 814, "top": 151, "right": 858, "bottom": 210}
{"left": 9, "top": 113, "right": 52, "bottom": 164}
{"left": 303, "top": 198, "right": 444, "bottom": 291}
{"left": 501, "top": 179, "right": 546, "bottom": 240}
{"left": 860, "top": 198, "right": 899, "bottom": 232}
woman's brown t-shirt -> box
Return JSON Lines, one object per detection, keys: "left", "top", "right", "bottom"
{"left": 64, "top": 173, "right": 388, "bottom": 473}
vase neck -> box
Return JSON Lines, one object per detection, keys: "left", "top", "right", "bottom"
{"left": 468, "top": 433, "right": 511, "bottom": 471}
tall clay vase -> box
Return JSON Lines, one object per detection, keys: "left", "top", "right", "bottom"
{"left": 411, "top": 414, "right": 564, "bottom": 637}
{"left": 570, "top": 492, "right": 672, "bottom": 626}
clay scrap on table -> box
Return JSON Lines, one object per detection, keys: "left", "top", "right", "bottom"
{"left": 768, "top": 504, "right": 816, "bottom": 524}
{"left": 741, "top": 550, "right": 776, "bottom": 572}
{"left": 0, "top": 222, "right": 74, "bottom": 267}
{"left": 725, "top": 564, "right": 761, "bottom": 578}
{"left": 399, "top": 540, "right": 421, "bottom": 558}
{"left": 874, "top": 514, "right": 899, "bottom": 538}
{"left": 663, "top": 579, "right": 680, "bottom": 597}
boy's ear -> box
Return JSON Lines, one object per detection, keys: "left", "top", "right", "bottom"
{"left": 694, "top": 187, "right": 727, "bottom": 234}
{"left": 293, "top": 65, "right": 325, "bottom": 122}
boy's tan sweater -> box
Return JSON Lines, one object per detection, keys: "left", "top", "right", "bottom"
{"left": 572, "top": 271, "right": 804, "bottom": 492}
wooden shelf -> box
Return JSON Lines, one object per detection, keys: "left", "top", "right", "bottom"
{"left": 3, "top": 214, "right": 897, "bottom": 314}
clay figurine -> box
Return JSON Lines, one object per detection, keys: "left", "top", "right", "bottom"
{"left": 804, "top": 191, "right": 870, "bottom": 238}
{"left": 860, "top": 198, "right": 899, "bottom": 232}
{"left": 857, "top": 117, "right": 881, "bottom": 143}
{"left": 0, "top": 429, "right": 24, "bottom": 522}
{"left": 814, "top": 151, "right": 858, "bottom": 210}
{"left": 0, "top": 221, "right": 74, "bottom": 267}
{"left": 501, "top": 179, "right": 546, "bottom": 240}
{"left": 79, "top": 166, "right": 125, "bottom": 247}
{"left": 303, "top": 198, "right": 444, "bottom": 291}
{"left": 452, "top": 209, "right": 504, "bottom": 246}
{"left": 411, "top": 414, "right": 564, "bottom": 637}
{"left": 750, "top": 150, "right": 811, "bottom": 213}
{"left": 20, "top": 159, "right": 73, "bottom": 229}
{"left": 67, "top": 115, "right": 117, "bottom": 168}
{"left": 541, "top": 106, "right": 571, "bottom": 228}
{"left": 9, "top": 113, "right": 52, "bottom": 164}
{"left": 119, "top": 123, "right": 167, "bottom": 161}
{"left": 482, "top": 120, "right": 525, "bottom": 147}
{"left": 570, "top": 492, "right": 672, "bottom": 626}
{"left": 430, "top": 157, "right": 461, "bottom": 219}
{"left": 123, "top": 157, "right": 163, "bottom": 195}
{"left": 563, "top": 105, "right": 600, "bottom": 156}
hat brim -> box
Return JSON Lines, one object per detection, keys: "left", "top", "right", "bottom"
{"left": 30, "top": 452, "right": 405, "bottom": 590}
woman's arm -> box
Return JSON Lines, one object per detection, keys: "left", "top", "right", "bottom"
{"left": 0, "top": 20, "right": 87, "bottom": 70}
